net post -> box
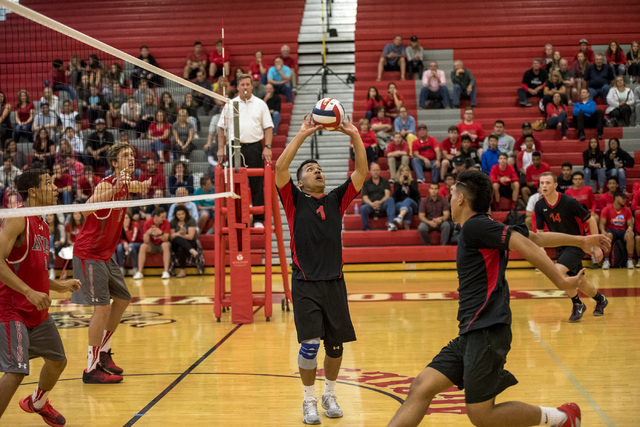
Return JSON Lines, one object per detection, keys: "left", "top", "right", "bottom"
{"left": 233, "top": 100, "right": 241, "bottom": 173}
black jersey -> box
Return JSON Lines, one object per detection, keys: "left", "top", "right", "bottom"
{"left": 534, "top": 192, "right": 590, "bottom": 236}
{"left": 278, "top": 177, "right": 359, "bottom": 281}
{"left": 456, "top": 213, "right": 528, "bottom": 335}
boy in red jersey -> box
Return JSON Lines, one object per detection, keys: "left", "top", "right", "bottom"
{"left": 0, "top": 169, "right": 81, "bottom": 426}
{"left": 489, "top": 153, "right": 519, "bottom": 212}
{"left": 457, "top": 108, "right": 485, "bottom": 154}
{"left": 565, "top": 171, "right": 598, "bottom": 221}
{"left": 71, "top": 143, "right": 150, "bottom": 384}
{"left": 599, "top": 192, "right": 635, "bottom": 269}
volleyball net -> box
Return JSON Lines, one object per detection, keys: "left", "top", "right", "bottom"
{"left": 0, "top": 0, "right": 244, "bottom": 219}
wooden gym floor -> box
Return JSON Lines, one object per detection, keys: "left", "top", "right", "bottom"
{"left": 3, "top": 267, "right": 639, "bottom": 426}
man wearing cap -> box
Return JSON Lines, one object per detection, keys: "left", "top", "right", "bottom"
{"left": 518, "top": 58, "right": 548, "bottom": 107}
{"left": 252, "top": 73, "right": 266, "bottom": 99}
{"left": 574, "top": 39, "right": 595, "bottom": 64}
{"left": 32, "top": 102, "right": 60, "bottom": 142}
{"left": 406, "top": 36, "right": 425, "bottom": 79}
{"left": 377, "top": 35, "right": 406, "bottom": 81}
{"left": 86, "top": 118, "right": 114, "bottom": 170}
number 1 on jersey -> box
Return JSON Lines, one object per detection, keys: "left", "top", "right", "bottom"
{"left": 316, "top": 206, "right": 326, "bottom": 220}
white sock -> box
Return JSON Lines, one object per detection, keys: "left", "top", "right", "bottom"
{"left": 87, "top": 346, "right": 100, "bottom": 372}
{"left": 99, "top": 330, "right": 114, "bottom": 353}
{"left": 324, "top": 379, "right": 336, "bottom": 395}
{"left": 539, "top": 407, "right": 568, "bottom": 426}
{"left": 303, "top": 385, "right": 315, "bottom": 400}
{"left": 32, "top": 386, "right": 49, "bottom": 409}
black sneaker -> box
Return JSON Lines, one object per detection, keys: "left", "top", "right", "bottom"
{"left": 593, "top": 296, "right": 608, "bottom": 316}
{"left": 578, "top": 132, "right": 586, "bottom": 141}
{"left": 569, "top": 303, "right": 587, "bottom": 323}
{"left": 82, "top": 365, "right": 123, "bottom": 384}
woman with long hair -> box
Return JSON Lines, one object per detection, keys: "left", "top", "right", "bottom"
{"left": 4, "top": 139, "right": 27, "bottom": 170}
{"left": 0, "top": 91, "right": 12, "bottom": 147}
{"left": 33, "top": 128, "right": 55, "bottom": 171}
{"left": 40, "top": 86, "right": 59, "bottom": 114}
{"left": 86, "top": 53, "right": 103, "bottom": 86}
{"left": 583, "top": 138, "right": 605, "bottom": 192}
{"left": 158, "top": 91, "right": 178, "bottom": 124}
{"left": 13, "top": 89, "right": 35, "bottom": 143}
{"left": 106, "top": 63, "right": 124, "bottom": 87}
{"left": 546, "top": 93, "right": 568, "bottom": 139}
{"left": 604, "top": 137, "right": 634, "bottom": 192}
{"left": 170, "top": 205, "right": 202, "bottom": 278}
{"left": 545, "top": 50, "right": 562, "bottom": 73}
{"left": 627, "top": 41, "right": 640, "bottom": 83}
{"left": 116, "top": 212, "right": 142, "bottom": 277}
{"left": 180, "top": 93, "right": 200, "bottom": 131}
{"left": 606, "top": 76, "right": 635, "bottom": 127}
{"left": 364, "top": 86, "right": 384, "bottom": 120}
{"left": 66, "top": 211, "right": 85, "bottom": 246}
{"left": 168, "top": 160, "right": 194, "bottom": 195}
{"left": 543, "top": 70, "right": 567, "bottom": 108}
{"left": 172, "top": 109, "right": 195, "bottom": 161}
{"left": 77, "top": 73, "right": 91, "bottom": 110}
{"left": 572, "top": 51, "right": 590, "bottom": 96}
{"left": 606, "top": 41, "right": 627, "bottom": 76}
{"left": 352, "top": 118, "right": 378, "bottom": 163}
{"left": 148, "top": 109, "right": 171, "bottom": 162}
{"left": 229, "top": 67, "right": 245, "bottom": 88}
{"left": 55, "top": 138, "right": 75, "bottom": 165}
{"left": 392, "top": 164, "right": 421, "bottom": 230}
{"left": 67, "top": 54, "right": 83, "bottom": 87}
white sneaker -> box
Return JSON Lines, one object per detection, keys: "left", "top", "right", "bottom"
{"left": 253, "top": 222, "right": 264, "bottom": 229}
{"left": 49, "top": 269, "right": 55, "bottom": 280}
{"left": 133, "top": 272, "right": 144, "bottom": 280}
{"left": 161, "top": 271, "right": 171, "bottom": 279}
{"left": 393, "top": 216, "right": 403, "bottom": 227}
{"left": 602, "top": 260, "right": 610, "bottom": 270}
{"left": 387, "top": 223, "right": 398, "bottom": 231}
{"left": 627, "top": 259, "right": 635, "bottom": 270}
{"left": 321, "top": 392, "right": 343, "bottom": 418}
{"left": 302, "top": 397, "right": 321, "bottom": 425}
{"left": 636, "top": 262, "right": 640, "bottom": 269}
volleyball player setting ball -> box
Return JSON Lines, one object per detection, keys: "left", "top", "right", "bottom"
{"left": 312, "top": 98, "right": 346, "bottom": 131}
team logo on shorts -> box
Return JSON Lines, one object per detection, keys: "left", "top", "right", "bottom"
{"left": 50, "top": 311, "right": 176, "bottom": 329}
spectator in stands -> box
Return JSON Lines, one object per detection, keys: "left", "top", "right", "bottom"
{"left": 606, "top": 41, "right": 627, "bottom": 76}
{"left": 3, "top": 139, "right": 27, "bottom": 171}
{"left": 543, "top": 71, "right": 568, "bottom": 108}
{"left": 181, "top": 93, "right": 200, "bottom": 131}
{"left": 542, "top": 44, "right": 554, "bottom": 67}
{"left": 516, "top": 134, "right": 535, "bottom": 188}
{"left": 263, "top": 83, "right": 281, "bottom": 135}
{"left": 86, "top": 118, "right": 113, "bottom": 170}
{"left": 52, "top": 163, "right": 72, "bottom": 205}
{"left": 169, "top": 160, "right": 194, "bottom": 195}
{"left": 33, "top": 102, "right": 59, "bottom": 142}
{"left": 574, "top": 88, "right": 604, "bottom": 141}
{"left": 545, "top": 50, "right": 562, "bottom": 73}
{"left": 418, "top": 183, "right": 451, "bottom": 245}
{"left": 606, "top": 76, "right": 635, "bottom": 127}
{"left": 40, "top": 87, "right": 60, "bottom": 115}
{"left": 360, "top": 162, "right": 395, "bottom": 231}
{"left": 149, "top": 110, "right": 171, "bottom": 162}
{"left": 184, "top": 41, "right": 207, "bottom": 81}
{"left": 482, "top": 120, "right": 515, "bottom": 155}
{"left": 116, "top": 212, "right": 142, "bottom": 277}
{"left": 209, "top": 39, "right": 230, "bottom": 80}
{"left": 489, "top": 152, "right": 519, "bottom": 212}
{"left": 190, "top": 70, "right": 213, "bottom": 116}
{"left": 194, "top": 175, "right": 215, "bottom": 232}
{"left": 133, "top": 188, "right": 170, "bottom": 221}
{"left": 0, "top": 156, "right": 21, "bottom": 202}
{"left": 86, "top": 54, "right": 103, "bottom": 87}
{"left": 59, "top": 100, "right": 81, "bottom": 134}
{"left": 566, "top": 171, "right": 598, "bottom": 222}
{"left": 546, "top": 93, "right": 568, "bottom": 139}
{"left": 76, "top": 165, "right": 100, "bottom": 203}
{"left": 600, "top": 192, "right": 635, "bottom": 269}
{"left": 13, "top": 90, "right": 35, "bottom": 143}
{"left": 106, "top": 63, "right": 124, "bottom": 87}
{"left": 55, "top": 137, "right": 75, "bottom": 166}
{"left": 365, "top": 86, "right": 384, "bottom": 120}
{"left": 572, "top": 51, "right": 590, "bottom": 98}
{"left": 599, "top": 176, "right": 620, "bottom": 213}
{"left": 516, "top": 122, "right": 543, "bottom": 152}
{"left": 167, "top": 186, "right": 198, "bottom": 221}
{"left": 229, "top": 68, "right": 245, "bottom": 88}
{"left": 353, "top": 119, "right": 378, "bottom": 164}
{"left": 457, "top": 134, "right": 480, "bottom": 167}
{"left": 481, "top": 134, "right": 501, "bottom": 174}
{"left": 574, "top": 39, "right": 595, "bottom": 63}
{"left": 119, "top": 96, "right": 141, "bottom": 137}
{"left": 33, "top": 128, "right": 55, "bottom": 171}
{"left": 204, "top": 118, "right": 218, "bottom": 176}
{"left": 134, "top": 79, "right": 155, "bottom": 106}
{"left": 439, "top": 126, "right": 460, "bottom": 181}
{"left": 583, "top": 137, "right": 606, "bottom": 192}
{"left": 66, "top": 211, "right": 84, "bottom": 248}
{"left": 383, "top": 82, "right": 403, "bottom": 118}
{"left": 452, "top": 155, "right": 478, "bottom": 175}
{"left": 169, "top": 205, "right": 201, "bottom": 278}
{"left": 394, "top": 106, "right": 417, "bottom": 143}
{"left": 87, "top": 84, "right": 107, "bottom": 128}
{"left": 385, "top": 132, "right": 410, "bottom": 182}
{"left": 457, "top": 108, "right": 485, "bottom": 154}
{"left": 585, "top": 55, "right": 615, "bottom": 102}
{"left": 419, "top": 61, "right": 451, "bottom": 109}
{"left": 212, "top": 76, "right": 230, "bottom": 115}
{"left": 0, "top": 91, "right": 11, "bottom": 147}
{"left": 248, "top": 50, "right": 268, "bottom": 85}
{"left": 172, "top": 109, "right": 195, "bottom": 161}
{"left": 106, "top": 82, "right": 126, "bottom": 128}
{"left": 518, "top": 59, "right": 547, "bottom": 107}
{"left": 140, "top": 157, "right": 166, "bottom": 197}
{"left": 280, "top": 45, "right": 298, "bottom": 92}
{"left": 46, "top": 59, "right": 77, "bottom": 101}
{"left": 45, "top": 214, "right": 65, "bottom": 279}
{"left": 411, "top": 125, "right": 441, "bottom": 184}
{"left": 252, "top": 74, "right": 266, "bottom": 100}
{"left": 605, "top": 137, "right": 634, "bottom": 192}
{"left": 134, "top": 207, "right": 171, "bottom": 280}
{"left": 559, "top": 59, "right": 576, "bottom": 104}
{"left": 523, "top": 152, "right": 550, "bottom": 201}
{"left": 134, "top": 45, "right": 161, "bottom": 88}
{"left": 158, "top": 92, "right": 178, "bottom": 125}
{"left": 635, "top": 86, "right": 640, "bottom": 128}
{"left": 139, "top": 92, "right": 157, "bottom": 135}
{"left": 392, "top": 164, "right": 420, "bottom": 229}
{"left": 439, "top": 173, "right": 455, "bottom": 200}
{"left": 64, "top": 154, "right": 84, "bottom": 190}
{"left": 451, "top": 60, "right": 477, "bottom": 108}
{"left": 524, "top": 183, "right": 542, "bottom": 230}
{"left": 628, "top": 41, "right": 640, "bottom": 84}
{"left": 267, "top": 57, "right": 293, "bottom": 103}
{"left": 406, "top": 36, "right": 425, "bottom": 79}
{"left": 77, "top": 73, "right": 91, "bottom": 108}
{"left": 557, "top": 162, "right": 573, "bottom": 193}
{"left": 377, "top": 35, "right": 406, "bottom": 81}
{"left": 371, "top": 106, "right": 393, "bottom": 146}
{"left": 66, "top": 54, "right": 83, "bottom": 88}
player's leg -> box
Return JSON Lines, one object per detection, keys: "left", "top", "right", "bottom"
{"left": 321, "top": 342, "right": 344, "bottom": 418}
{"left": 161, "top": 241, "right": 171, "bottom": 277}
{"left": 555, "top": 250, "right": 605, "bottom": 320}
{"left": 602, "top": 231, "right": 614, "bottom": 269}
{"left": 0, "top": 321, "right": 29, "bottom": 418}
{"left": 466, "top": 398, "right": 577, "bottom": 427}
{"left": 134, "top": 242, "right": 151, "bottom": 279}
{"left": 635, "top": 235, "right": 640, "bottom": 267}
{"left": 0, "top": 373, "right": 25, "bottom": 417}
{"left": 625, "top": 228, "right": 635, "bottom": 269}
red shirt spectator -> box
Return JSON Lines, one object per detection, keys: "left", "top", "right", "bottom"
{"left": 49, "top": 65, "right": 68, "bottom": 85}
{"left": 123, "top": 221, "right": 143, "bottom": 244}
{"left": 438, "top": 185, "right": 449, "bottom": 198}
{"left": 635, "top": 211, "right": 640, "bottom": 234}
{"left": 631, "top": 190, "right": 640, "bottom": 212}
{"left": 516, "top": 149, "right": 535, "bottom": 173}
{"left": 65, "top": 222, "right": 82, "bottom": 244}
{"left": 525, "top": 162, "right": 550, "bottom": 187}
{"left": 365, "top": 98, "right": 384, "bottom": 116}
{"left": 566, "top": 186, "right": 597, "bottom": 211}
{"left": 77, "top": 174, "right": 101, "bottom": 199}
{"left": 545, "top": 102, "right": 566, "bottom": 120}
{"left": 149, "top": 122, "right": 171, "bottom": 146}
{"left": 440, "top": 136, "right": 461, "bottom": 156}
{"left": 358, "top": 130, "right": 378, "bottom": 149}
{"left": 385, "top": 139, "right": 409, "bottom": 157}
{"left": 143, "top": 217, "right": 170, "bottom": 245}
{"left": 209, "top": 48, "right": 228, "bottom": 67}
{"left": 65, "top": 157, "right": 84, "bottom": 188}
{"left": 606, "top": 50, "right": 626, "bottom": 66}
{"left": 16, "top": 102, "right": 35, "bottom": 123}
{"left": 281, "top": 56, "right": 297, "bottom": 73}
{"left": 53, "top": 172, "right": 72, "bottom": 201}
{"left": 574, "top": 47, "right": 595, "bottom": 64}
{"left": 598, "top": 192, "right": 615, "bottom": 213}
{"left": 456, "top": 122, "right": 484, "bottom": 148}
{"left": 412, "top": 136, "right": 439, "bottom": 160}
{"left": 601, "top": 204, "right": 632, "bottom": 230}
{"left": 490, "top": 164, "right": 518, "bottom": 184}
{"left": 383, "top": 93, "right": 404, "bottom": 116}
{"left": 371, "top": 116, "right": 392, "bottom": 128}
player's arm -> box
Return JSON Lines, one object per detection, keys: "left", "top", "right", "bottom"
{"left": 0, "top": 218, "right": 51, "bottom": 310}
{"left": 528, "top": 230, "right": 610, "bottom": 254}
{"left": 338, "top": 117, "right": 367, "bottom": 192}
{"left": 83, "top": 177, "right": 128, "bottom": 216}
{"left": 129, "top": 178, "right": 152, "bottom": 194}
{"left": 49, "top": 278, "right": 81, "bottom": 293}
{"left": 275, "top": 114, "right": 322, "bottom": 189}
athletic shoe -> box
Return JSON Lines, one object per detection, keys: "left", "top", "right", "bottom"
{"left": 577, "top": 132, "right": 586, "bottom": 141}
{"left": 100, "top": 350, "right": 123, "bottom": 375}
{"left": 393, "top": 216, "right": 403, "bottom": 227}
{"left": 387, "top": 223, "right": 398, "bottom": 232}
{"left": 82, "top": 366, "right": 123, "bottom": 384}
{"left": 568, "top": 303, "right": 586, "bottom": 323}
{"left": 19, "top": 395, "right": 66, "bottom": 427}
{"left": 133, "top": 272, "right": 144, "bottom": 280}
{"left": 322, "top": 392, "right": 343, "bottom": 418}
{"left": 416, "top": 178, "right": 425, "bottom": 184}
{"left": 593, "top": 296, "right": 608, "bottom": 316}
{"left": 636, "top": 261, "right": 640, "bottom": 268}
{"left": 557, "top": 402, "right": 581, "bottom": 427}
{"left": 591, "top": 256, "right": 599, "bottom": 269}
{"left": 627, "top": 259, "right": 635, "bottom": 269}
{"left": 253, "top": 222, "right": 264, "bottom": 229}
{"left": 601, "top": 260, "right": 610, "bottom": 270}
{"left": 302, "top": 397, "right": 321, "bottom": 425}
{"left": 524, "top": 101, "right": 532, "bottom": 107}
{"left": 161, "top": 271, "right": 171, "bottom": 279}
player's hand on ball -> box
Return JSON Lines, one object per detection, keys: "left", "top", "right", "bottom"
{"left": 300, "top": 114, "right": 323, "bottom": 135}
{"left": 335, "top": 116, "right": 358, "bottom": 137}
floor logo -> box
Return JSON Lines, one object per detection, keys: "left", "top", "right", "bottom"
{"left": 50, "top": 311, "right": 177, "bottom": 329}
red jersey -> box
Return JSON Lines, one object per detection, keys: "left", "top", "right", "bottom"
{"left": 209, "top": 49, "right": 228, "bottom": 66}
{"left": 412, "top": 137, "right": 439, "bottom": 160}
{"left": 139, "top": 169, "right": 166, "bottom": 197}
{"left": 631, "top": 188, "right": 640, "bottom": 212}
{"left": 385, "top": 141, "right": 409, "bottom": 157}
{"left": 382, "top": 94, "right": 404, "bottom": 115}
{"left": 78, "top": 175, "right": 101, "bottom": 198}
{"left": 65, "top": 222, "right": 83, "bottom": 244}
{"left": 565, "top": 186, "right": 597, "bottom": 211}
{"left": 525, "top": 162, "right": 550, "bottom": 186}
{"left": 598, "top": 192, "right": 615, "bottom": 213}
{"left": 365, "top": 98, "right": 384, "bottom": 114}
{"left": 281, "top": 56, "right": 297, "bottom": 72}
{"left": 357, "top": 130, "right": 377, "bottom": 149}
{"left": 601, "top": 205, "right": 632, "bottom": 231}
{"left": 440, "top": 137, "right": 461, "bottom": 156}
{"left": 122, "top": 222, "right": 142, "bottom": 244}
{"left": 490, "top": 164, "right": 518, "bottom": 184}
{"left": 438, "top": 185, "right": 450, "bottom": 198}
{"left": 74, "top": 175, "right": 130, "bottom": 262}
{"left": 143, "top": 218, "right": 170, "bottom": 245}
{"left": 457, "top": 122, "right": 485, "bottom": 148}
{"left": 0, "top": 215, "right": 50, "bottom": 327}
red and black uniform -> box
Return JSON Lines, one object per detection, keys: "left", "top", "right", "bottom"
{"left": 427, "top": 214, "right": 526, "bottom": 404}
{"left": 278, "top": 177, "right": 359, "bottom": 345}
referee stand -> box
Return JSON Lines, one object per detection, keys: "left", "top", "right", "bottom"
{"left": 213, "top": 164, "right": 291, "bottom": 324}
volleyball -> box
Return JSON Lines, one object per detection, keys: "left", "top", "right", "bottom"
{"left": 312, "top": 98, "right": 345, "bottom": 130}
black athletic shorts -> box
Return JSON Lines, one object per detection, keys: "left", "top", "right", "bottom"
{"left": 606, "top": 228, "right": 626, "bottom": 243}
{"left": 427, "top": 323, "right": 518, "bottom": 404}
{"left": 498, "top": 184, "right": 513, "bottom": 199}
{"left": 384, "top": 63, "right": 401, "bottom": 72}
{"left": 291, "top": 277, "right": 356, "bottom": 345}
{"left": 556, "top": 246, "right": 585, "bottom": 277}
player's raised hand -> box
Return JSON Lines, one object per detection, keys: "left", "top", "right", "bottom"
{"left": 26, "top": 289, "right": 51, "bottom": 311}
{"left": 299, "top": 114, "right": 323, "bottom": 136}
{"left": 581, "top": 234, "right": 611, "bottom": 256}
{"left": 335, "top": 115, "right": 359, "bottom": 137}
{"left": 115, "top": 169, "right": 131, "bottom": 192}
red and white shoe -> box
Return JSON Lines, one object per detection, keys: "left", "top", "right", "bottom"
{"left": 100, "top": 350, "right": 123, "bottom": 375}
{"left": 557, "top": 402, "right": 581, "bottom": 427}
{"left": 82, "top": 366, "right": 123, "bottom": 384}
{"left": 19, "top": 395, "right": 66, "bottom": 427}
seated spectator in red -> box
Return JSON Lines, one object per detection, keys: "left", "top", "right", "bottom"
{"left": 76, "top": 165, "right": 100, "bottom": 203}
{"left": 598, "top": 176, "right": 621, "bottom": 214}
{"left": 377, "top": 35, "right": 406, "bottom": 81}
{"left": 456, "top": 135, "right": 480, "bottom": 167}
{"left": 370, "top": 106, "right": 393, "bottom": 146}
{"left": 392, "top": 165, "right": 420, "bottom": 229}
{"left": 566, "top": 171, "right": 598, "bottom": 222}
{"left": 248, "top": 50, "right": 268, "bottom": 85}
{"left": 149, "top": 110, "right": 171, "bottom": 163}
{"left": 64, "top": 155, "right": 84, "bottom": 190}
{"left": 632, "top": 184, "right": 640, "bottom": 214}
{"left": 360, "top": 162, "right": 396, "bottom": 231}
{"left": 280, "top": 45, "right": 298, "bottom": 91}
{"left": 439, "top": 126, "right": 460, "bottom": 180}
{"left": 46, "top": 59, "right": 77, "bottom": 101}
{"left": 32, "top": 128, "right": 55, "bottom": 172}
{"left": 352, "top": 119, "right": 378, "bottom": 164}
{"left": 543, "top": 71, "right": 568, "bottom": 109}
{"left": 600, "top": 192, "right": 634, "bottom": 269}
{"left": 523, "top": 152, "right": 550, "bottom": 201}
{"left": 13, "top": 89, "right": 35, "bottom": 143}
{"left": 209, "top": 39, "right": 230, "bottom": 80}
{"left": 490, "top": 152, "right": 519, "bottom": 211}
{"left": 184, "top": 41, "right": 207, "bottom": 81}
{"left": 606, "top": 41, "right": 627, "bottom": 76}
{"left": 385, "top": 132, "right": 410, "bottom": 182}
{"left": 418, "top": 183, "right": 451, "bottom": 245}
{"left": 365, "top": 86, "right": 384, "bottom": 120}
{"left": 518, "top": 58, "right": 547, "bottom": 107}
{"left": 411, "top": 125, "right": 441, "bottom": 184}
{"left": 574, "top": 39, "right": 595, "bottom": 63}
{"left": 383, "top": 82, "right": 404, "bottom": 118}
{"left": 515, "top": 122, "right": 543, "bottom": 153}
{"left": 546, "top": 92, "right": 568, "bottom": 139}
{"left": 556, "top": 162, "right": 574, "bottom": 193}
{"left": 135, "top": 207, "right": 171, "bottom": 280}
{"left": 457, "top": 108, "right": 485, "bottom": 153}
{"left": 140, "top": 157, "right": 166, "bottom": 197}
{"left": 439, "top": 173, "right": 455, "bottom": 199}
{"left": 52, "top": 163, "right": 73, "bottom": 205}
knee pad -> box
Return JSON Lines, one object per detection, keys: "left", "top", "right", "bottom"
{"left": 324, "top": 342, "right": 344, "bottom": 358}
{"left": 298, "top": 338, "right": 320, "bottom": 370}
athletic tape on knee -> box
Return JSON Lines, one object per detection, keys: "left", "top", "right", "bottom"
{"left": 324, "top": 342, "right": 343, "bottom": 358}
{"left": 298, "top": 338, "right": 321, "bottom": 370}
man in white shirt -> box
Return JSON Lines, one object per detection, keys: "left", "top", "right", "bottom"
{"left": 482, "top": 120, "right": 515, "bottom": 155}
{"left": 419, "top": 61, "right": 451, "bottom": 109}
{"left": 217, "top": 74, "right": 274, "bottom": 227}
{"left": 525, "top": 183, "right": 542, "bottom": 231}
{"left": 33, "top": 102, "right": 60, "bottom": 141}
{"left": 59, "top": 100, "right": 81, "bottom": 133}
